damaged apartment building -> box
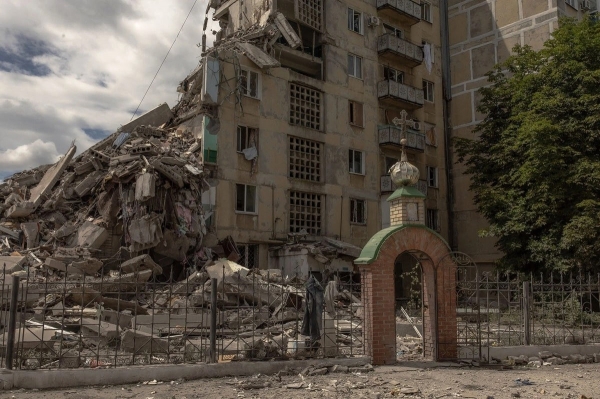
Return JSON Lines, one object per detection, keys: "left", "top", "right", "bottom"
{"left": 175, "top": 0, "right": 448, "bottom": 275}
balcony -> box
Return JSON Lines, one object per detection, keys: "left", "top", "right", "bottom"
{"left": 381, "top": 175, "right": 427, "bottom": 195}
{"left": 378, "top": 80, "right": 424, "bottom": 109}
{"left": 376, "top": 0, "right": 422, "bottom": 26}
{"left": 378, "top": 34, "right": 423, "bottom": 68}
{"left": 379, "top": 125, "right": 425, "bottom": 152}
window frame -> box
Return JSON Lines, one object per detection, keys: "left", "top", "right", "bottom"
{"left": 235, "top": 183, "right": 258, "bottom": 214}
{"left": 383, "top": 23, "right": 403, "bottom": 38}
{"left": 236, "top": 125, "right": 258, "bottom": 153}
{"left": 349, "top": 149, "right": 365, "bottom": 175}
{"left": 421, "top": 2, "right": 432, "bottom": 23}
{"left": 347, "top": 7, "right": 363, "bottom": 34}
{"left": 423, "top": 79, "right": 434, "bottom": 103}
{"left": 347, "top": 53, "right": 363, "bottom": 79}
{"left": 384, "top": 66, "right": 404, "bottom": 83}
{"left": 350, "top": 198, "right": 367, "bottom": 225}
{"left": 348, "top": 100, "right": 364, "bottom": 127}
{"left": 240, "top": 67, "right": 260, "bottom": 99}
{"left": 426, "top": 166, "right": 438, "bottom": 188}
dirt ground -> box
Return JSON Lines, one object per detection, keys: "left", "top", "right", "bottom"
{"left": 0, "top": 362, "right": 597, "bottom": 399}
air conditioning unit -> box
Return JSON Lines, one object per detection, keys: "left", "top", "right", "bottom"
{"left": 368, "top": 16, "right": 381, "bottom": 27}
{"left": 412, "top": 121, "right": 421, "bottom": 131}
{"left": 581, "top": 0, "right": 592, "bottom": 10}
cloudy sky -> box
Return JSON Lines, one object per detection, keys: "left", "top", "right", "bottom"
{"left": 0, "top": 0, "right": 216, "bottom": 179}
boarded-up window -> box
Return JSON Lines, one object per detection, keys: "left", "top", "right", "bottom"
{"left": 349, "top": 100, "right": 364, "bottom": 127}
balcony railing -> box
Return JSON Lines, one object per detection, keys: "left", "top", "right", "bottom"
{"left": 381, "top": 175, "right": 428, "bottom": 195}
{"left": 378, "top": 125, "right": 425, "bottom": 152}
{"left": 378, "top": 34, "right": 423, "bottom": 68}
{"left": 377, "top": 80, "right": 424, "bottom": 108}
{"left": 376, "top": 0, "right": 422, "bottom": 26}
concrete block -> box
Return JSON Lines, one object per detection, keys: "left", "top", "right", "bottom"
{"left": 74, "top": 221, "right": 108, "bottom": 249}
{"left": 0, "top": 256, "right": 26, "bottom": 273}
{"left": 120, "top": 329, "right": 168, "bottom": 354}
{"left": 5, "top": 202, "right": 35, "bottom": 218}
{"left": 81, "top": 319, "right": 121, "bottom": 340}
{"left": 71, "top": 258, "right": 104, "bottom": 275}
{"left": 134, "top": 172, "right": 156, "bottom": 201}
{"left": 44, "top": 258, "right": 67, "bottom": 272}
{"left": 74, "top": 171, "right": 104, "bottom": 197}
{"left": 120, "top": 254, "right": 162, "bottom": 275}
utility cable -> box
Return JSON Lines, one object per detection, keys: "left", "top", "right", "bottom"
{"left": 130, "top": 0, "right": 199, "bottom": 121}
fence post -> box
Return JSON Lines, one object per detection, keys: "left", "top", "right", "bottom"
{"left": 6, "top": 275, "right": 20, "bottom": 370}
{"left": 209, "top": 278, "right": 217, "bottom": 363}
{"left": 523, "top": 281, "right": 531, "bottom": 345}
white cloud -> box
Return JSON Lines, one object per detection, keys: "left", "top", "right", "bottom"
{"left": 0, "top": 0, "right": 217, "bottom": 175}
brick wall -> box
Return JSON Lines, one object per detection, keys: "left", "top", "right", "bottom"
{"left": 359, "top": 226, "right": 456, "bottom": 364}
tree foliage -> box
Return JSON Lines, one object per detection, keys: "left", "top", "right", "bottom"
{"left": 454, "top": 18, "right": 600, "bottom": 273}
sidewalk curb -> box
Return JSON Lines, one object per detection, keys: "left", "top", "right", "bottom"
{"left": 0, "top": 357, "right": 370, "bottom": 390}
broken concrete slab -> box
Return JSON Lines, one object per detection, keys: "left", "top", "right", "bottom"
{"left": 274, "top": 13, "right": 301, "bottom": 49}
{"left": 70, "top": 289, "right": 148, "bottom": 315}
{"left": 80, "top": 319, "right": 121, "bottom": 341}
{"left": 29, "top": 144, "right": 77, "bottom": 207}
{"left": 120, "top": 329, "right": 169, "bottom": 354}
{"left": 235, "top": 42, "right": 281, "bottom": 69}
{"left": 97, "top": 310, "right": 133, "bottom": 329}
{"left": 74, "top": 170, "right": 104, "bottom": 197}
{"left": 128, "top": 213, "right": 163, "bottom": 252}
{"left": 70, "top": 258, "right": 103, "bottom": 275}
{"left": 44, "top": 258, "right": 67, "bottom": 272}
{"left": 119, "top": 103, "right": 173, "bottom": 134}
{"left": 120, "top": 254, "right": 162, "bottom": 275}
{"left": 134, "top": 172, "right": 156, "bottom": 201}
{"left": 0, "top": 256, "right": 26, "bottom": 273}
{"left": 152, "top": 229, "right": 190, "bottom": 262}
{"left": 131, "top": 312, "right": 210, "bottom": 335}
{"left": 20, "top": 222, "right": 40, "bottom": 249}
{"left": 73, "top": 221, "right": 108, "bottom": 250}
{"left": 5, "top": 202, "right": 35, "bottom": 218}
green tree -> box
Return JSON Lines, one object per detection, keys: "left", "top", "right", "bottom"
{"left": 454, "top": 17, "right": 600, "bottom": 273}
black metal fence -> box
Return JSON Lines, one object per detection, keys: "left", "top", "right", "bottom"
{"left": 0, "top": 264, "right": 364, "bottom": 370}
{"left": 456, "top": 268, "right": 600, "bottom": 360}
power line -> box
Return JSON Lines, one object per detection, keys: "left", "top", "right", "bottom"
{"left": 130, "top": 0, "right": 199, "bottom": 121}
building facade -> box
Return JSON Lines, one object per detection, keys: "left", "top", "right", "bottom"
{"left": 448, "top": 0, "right": 597, "bottom": 267}
{"left": 175, "top": 0, "right": 448, "bottom": 270}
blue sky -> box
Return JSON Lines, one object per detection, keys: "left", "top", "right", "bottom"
{"left": 0, "top": 0, "right": 216, "bottom": 175}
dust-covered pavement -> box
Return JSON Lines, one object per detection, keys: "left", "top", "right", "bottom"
{"left": 0, "top": 362, "right": 597, "bottom": 399}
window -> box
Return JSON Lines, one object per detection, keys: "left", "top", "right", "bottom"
{"left": 423, "top": 80, "right": 434, "bottom": 102}
{"left": 350, "top": 198, "right": 366, "bottom": 224}
{"left": 236, "top": 126, "right": 258, "bottom": 152}
{"left": 426, "top": 166, "right": 438, "bottom": 188}
{"left": 385, "top": 156, "right": 397, "bottom": 172}
{"left": 383, "top": 23, "right": 402, "bottom": 38}
{"left": 289, "top": 136, "right": 323, "bottom": 182}
{"left": 237, "top": 244, "right": 258, "bottom": 268}
{"left": 426, "top": 209, "right": 440, "bottom": 231}
{"left": 349, "top": 101, "right": 364, "bottom": 127}
{"left": 289, "top": 191, "right": 322, "bottom": 235}
{"left": 296, "top": 0, "right": 323, "bottom": 31}
{"left": 348, "top": 53, "right": 362, "bottom": 79}
{"left": 421, "top": 2, "right": 432, "bottom": 22}
{"left": 235, "top": 184, "right": 257, "bottom": 213}
{"left": 240, "top": 68, "right": 259, "bottom": 99}
{"left": 347, "top": 7, "right": 363, "bottom": 34}
{"left": 384, "top": 66, "right": 403, "bottom": 83}
{"left": 349, "top": 149, "right": 364, "bottom": 174}
{"left": 565, "top": 0, "right": 578, "bottom": 9}
{"left": 289, "top": 83, "right": 322, "bottom": 130}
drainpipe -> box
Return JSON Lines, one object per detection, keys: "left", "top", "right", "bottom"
{"left": 440, "top": 0, "right": 456, "bottom": 251}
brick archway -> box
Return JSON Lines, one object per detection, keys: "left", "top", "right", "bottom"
{"left": 355, "top": 225, "right": 457, "bottom": 365}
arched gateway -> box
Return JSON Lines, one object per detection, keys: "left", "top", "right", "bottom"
{"left": 355, "top": 137, "right": 457, "bottom": 365}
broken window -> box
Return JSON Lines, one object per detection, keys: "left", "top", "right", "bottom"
{"left": 423, "top": 79, "right": 434, "bottom": 102}
{"left": 347, "top": 7, "right": 362, "bottom": 34}
{"left": 289, "top": 136, "right": 323, "bottom": 182}
{"left": 426, "top": 209, "right": 440, "bottom": 231}
{"left": 235, "top": 183, "right": 257, "bottom": 213}
{"left": 348, "top": 53, "right": 362, "bottom": 79}
{"left": 238, "top": 244, "right": 258, "bottom": 268}
{"left": 289, "top": 191, "right": 322, "bottom": 235}
{"left": 384, "top": 66, "right": 403, "bottom": 83}
{"left": 296, "top": 0, "right": 323, "bottom": 31}
{"left": 426, "top": 166, "right": 438, "bottom": 188}
{"left": 349, "top": 149, "right": 364, "bottom": 175}
{"left": 240, "top": 68, "right": 259, "bottom": 98}
{"left": 237, "top": 126, "right": 258, "bottom": 152}
{"left": 289, "top": 83, "right": 322, "bottom": 130}
{"left": 350, "top": 198, "right": 366, "bottom": 224}
{"left": 348, "top": 101, "right": 364, "bottom": 127}
{"left": 383, "top": 23, "right": 403, "bottom": 38}
{"left": 422, "top": 2, "right": 432, "bottom": 22}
